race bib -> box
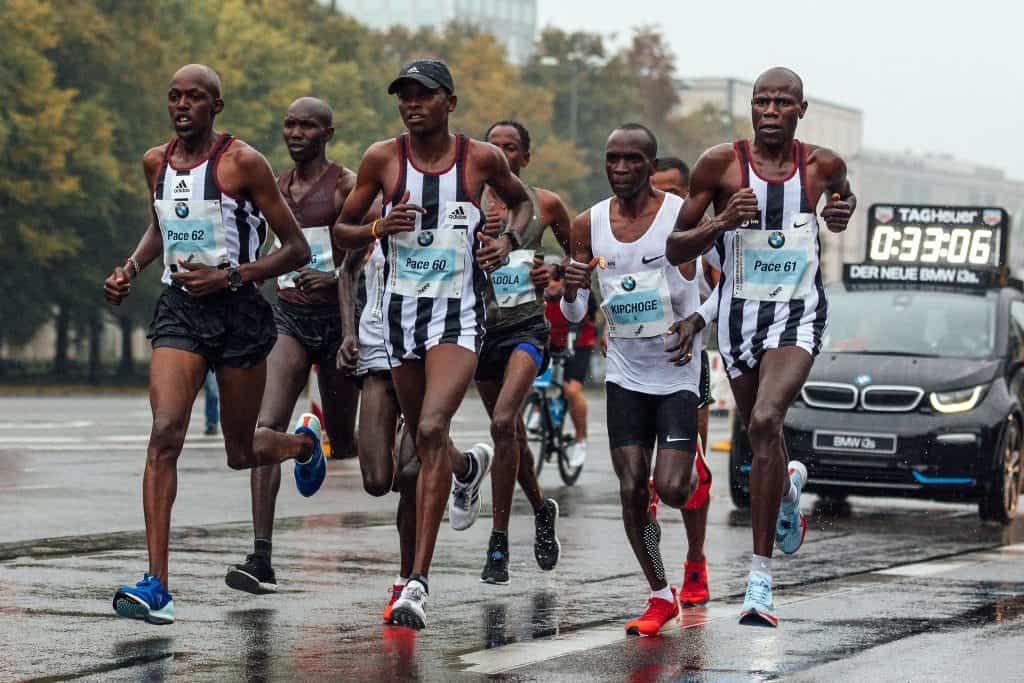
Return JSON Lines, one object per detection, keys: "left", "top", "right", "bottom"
{"left": 155, "top": 199, "right": 229, "bottom": 268}
{"left": 388, "top": 228, "right": 464, "bottom": 299}
{"left": 732, "top": 214, "right": 816, "bottom": 302}
{"left": 600, "top": 269, "right": 672, "bottom": 338}
{"left": 277, "top": 226, "right": 334, "bottom": 289}
{"left": 492, "top": 249, "right": 536, "bottom": 308}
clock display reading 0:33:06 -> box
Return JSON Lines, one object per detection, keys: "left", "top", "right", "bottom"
{"left": 868, "top": 225, "right": 997, "bottom": 266}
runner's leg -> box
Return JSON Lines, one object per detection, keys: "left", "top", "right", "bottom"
{"left": 564, "top": 378, "right": 588, "bottom": 442}
{"left": 320, "top": 365, "right": 360, "bottom": 459}
{"left": 395, "top": 426, "right": 418, "bottom": 579}
{"left": 611, "top": 444, "right": 662, "bottom": 590}
{"left": 357, "top": 373, "right": 400, "bottom": 496}
{"left": 144, "top": 348, "right": 208, "bottom": 588}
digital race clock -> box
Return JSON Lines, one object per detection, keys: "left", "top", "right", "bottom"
{"left": 866, "top": 204, "right": 1007, "bottom": 268}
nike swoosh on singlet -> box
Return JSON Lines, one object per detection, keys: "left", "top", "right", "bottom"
{"left": 792, "top": 220, "right": 809, "bottom": 228}
{"left": 641, "top": 254, "right": 665, "bottom": 264}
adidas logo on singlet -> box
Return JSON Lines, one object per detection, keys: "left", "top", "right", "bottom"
{"left": 407, "top": 66, "right": 420, "bottom": 73}
{"left": 172, "top": 176, "right": 192, "bottom": 199}
{"left": 447, "top": 205, "right": 467, "bottom": 222}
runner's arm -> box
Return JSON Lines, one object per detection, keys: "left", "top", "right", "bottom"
{"left": 335, "top": 143, "right": 423, "bottom": 249}
{"left": 561, "top": 211, "right": 593, "bottom": 323}
{"left": 819, "top": 150, "right": 856, "bottom": 233}
{"left": 338, "top": 246, "right": 368, "bottom": 341}
{"left": 538, "top": 188, "right": 573, "bottom": 254}
{"left": 481, "top": 142, "right": 533, "bottom": 252}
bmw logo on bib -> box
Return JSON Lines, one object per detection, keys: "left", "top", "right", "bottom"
{"left": 768, "top": 231, "right": 786, "bottom": 249}
{"left": 417, "top": 231, "right": 434, "bottom": 247}
{"left": 174, "top": 202, "right": 189, "bottom": 219}
{"left": 622, "top": 275, "right": 636, "bottom": 291}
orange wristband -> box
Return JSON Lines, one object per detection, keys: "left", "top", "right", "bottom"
{"left": 370, "top": 219, "right": 380, "bottom": 240}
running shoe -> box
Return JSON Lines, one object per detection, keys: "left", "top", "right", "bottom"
{"left": 534, "top": 498, "right": 561, "bottom": 570}
{"left": 481, "top": 531, "right": 510, "bottom": 585}
{"left": 382, "top": 583, "right": 404, "bottom": 623}
{"left": 739, "top": 570, "right": 778, "bottom": 627}
{"left": 449, "top": 443, "right": 493, "bottom": 531}
{"left": 566, "top": 440, "right": 587, "bottom": 468}
{"left": 389, "top": 578, "right": 428, "bottom": 630}
{"left": 293, "top": 413, "right": 326, "bottom": 497}
{"left": 678, "top": 559, "right": 710, "bottom": 607}
{"left": 113, "top": 574, "right": 175, "bottom": 625}
{"left": 225, "top": 553, "right": 278, "bottom": 595}
{"left": 625, "top": 587, "right": 679, "bottom": 636}
{"left": 683, "top": 449, "right": 713, "bottom": 510}
{"left": 775, "top": 461, "right": 808, "bottom": 555}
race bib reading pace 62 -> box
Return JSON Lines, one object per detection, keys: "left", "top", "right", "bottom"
{"left": 388, "top": 228, "right": 464, "bottom": 299}
{"left": 277, "top": 226, "right": 335, "bottom": 289}
{"left": 733, "top": 214, "right": 816, "bottom": 302}
{"left": 492, "top": 249, "right": 536, "bottom": 308}
{"left": 154, "top": 199, "right": 229, "bottom": 268}
{"left": 600, "top": 269, "right": 672, "bottom": 338}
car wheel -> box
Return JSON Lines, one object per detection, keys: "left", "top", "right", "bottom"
{"left": 729, "top": 414, "right": 751, "bottom": 509}
{"left": 979, "top": 417, "right": 1023, "bottom": 524}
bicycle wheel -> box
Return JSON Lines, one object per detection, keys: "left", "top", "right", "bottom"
{"left": 522, "top": 393, "right": 545, "bottom": 475}
{"left": 557, "top": 417, "right": 583, "bottom": 486}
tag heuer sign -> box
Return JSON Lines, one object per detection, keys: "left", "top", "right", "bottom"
{"left": 984, "top": 209, "right": 1003, "bottom": 226}
{"left": 874, "top": 206, "right": 894, "bottom": 223}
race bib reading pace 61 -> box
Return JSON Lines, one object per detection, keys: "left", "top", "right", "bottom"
{"left": 154, "top": 199, "right": 229, "bottom": 268}
{"left": 733, "top": 215, "right": 816, "bottom": 302}
{"left": 388, "top": 228, "right": 464, "bottom": 299}
{"left": 492, "top": 249, "right": 536, "bottom": 308}
{"left": 600, "top": 269, "right": 671, "bottom": 338}
{"left": 277, "top": 226, "right": 334, "bottom": 289}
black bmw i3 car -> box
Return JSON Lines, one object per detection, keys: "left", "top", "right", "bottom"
{"left": 730, "top": 204, "right": 1024, "bottom": 523}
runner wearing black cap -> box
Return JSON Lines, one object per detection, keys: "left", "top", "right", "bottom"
{"left": 334, "top": 59, "right": 535, "bottom": 630}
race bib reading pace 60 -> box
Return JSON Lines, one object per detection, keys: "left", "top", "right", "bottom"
{"left": 389, "top": 228, "right": 464, "bottom": 299}
{"left": 733, "top": 215, "right": 816, "bottom": 302}
{"left": 600, "top": 269, "right": 671, "bottom": 338}
{"left": 492, "top": 249, "right": 536, "bottom": 308}
{"left": 154, "top": 199, "right": 229, "bottom": 268}
{"left": 277, "top": 226, "right": 335, "bottom": 289}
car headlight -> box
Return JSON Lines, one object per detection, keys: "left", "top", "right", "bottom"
{"left": 929, "top": 385, "right": 987, "bottom": 414}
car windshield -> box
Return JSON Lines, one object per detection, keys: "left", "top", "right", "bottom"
{"left": 820, "top": 287, "right": 998, "bottom": 359}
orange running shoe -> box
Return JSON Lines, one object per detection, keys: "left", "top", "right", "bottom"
{"left": 683, "top": 449, "right": 712, "bottom": 511}
{"left": 678, "top": 560, "right": 710, "bottom": 607}
{"left": 625, "top": 587, "right": 679, "bottom": 636}
{"left": 382, "top": 583, "right": 404, "bottom": 623}
{"left": 648, "top": 478, "right": 659, "bottom": 520}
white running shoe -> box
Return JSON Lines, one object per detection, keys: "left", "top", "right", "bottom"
{"left": 388, "top": 579, "right": 428, "bottom": 630}
{"left": 449, "top": 443, "right": 493, "bottom": 531}
{"left": 567, "top": 440, "right": 587, "bottom": 468}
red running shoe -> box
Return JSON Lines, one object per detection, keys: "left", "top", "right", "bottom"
{"left": 625, "top": 587, "right": 679, "bottom": 636}
{"left": 382, "top": 583, "right": 404, "bottom": 623}
{"left": 678, "top": 560, "right": 710, "bottom": 607}
{"left": 683, "top": 449, "right": 712, "bottom": 510}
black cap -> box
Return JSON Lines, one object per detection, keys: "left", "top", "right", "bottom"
{"left": 387, "top": 59, "right": 455, "bottom": 95}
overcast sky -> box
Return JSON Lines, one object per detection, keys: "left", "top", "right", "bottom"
{"left": 539, "top": 0, "right": 1023, "bottom": 179}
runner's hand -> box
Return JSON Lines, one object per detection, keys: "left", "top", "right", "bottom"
{"left": 822, "top": 193, "right": 852, "bottom": 233}
{"left": 170, "top": 260, "right": 229, "bottom": 296}
{"left": 379, "top": 190, "right": 425, "bottom": 236}
{"left": 483, "top": 208, "right": 504, "bottom": 237}
{"left": 475, "top": 231, "right": 513, "bottom": 273}
{"left": 664, "top": 316, "right": 704, "bottom": 366}
{"left": 600, "top": 328, "right": 608, "bottom": 357}
{"left": 104, "top": 266, "right": 132, "bottom": 305}
{"left": 718, "top": 188, "right": 759, "bottom": 230}
{"left": 564, "top": 256, "right": 602, "bottom": 292}
{"left": 294, "top": 268, "right": 335, "bottom": 292}
{"left": 337, "top": 335, "right": 359, "bottom": 373}
{"left": 529, "top": 255, "right": 552, "bottom": 290}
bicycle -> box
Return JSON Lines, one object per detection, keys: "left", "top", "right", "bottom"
{"left": 522, "top": 332, "right": 583, "bottom": 486}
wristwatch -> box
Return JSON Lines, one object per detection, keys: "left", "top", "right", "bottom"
{"left": 226, "top": 266, "right": 243, "bottom": 292}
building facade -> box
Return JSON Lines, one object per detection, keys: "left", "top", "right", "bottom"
{"left": 321, "top": 0, "right": 537, "bottom": 64}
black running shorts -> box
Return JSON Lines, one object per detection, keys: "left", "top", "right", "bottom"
{"left": 274, "top": 299, "right": 343, "bottom": 367}
{"left": 148, "top": 285, "right": 276, "bottom": 369}
{"left": 605, "top": 382, "right": 699, "bottom": 451}
{"left": 475, "top": 316, "right": 550, "bottom": 383}
{"left": 560, "top": 346, "right": 592, "bottom": 384}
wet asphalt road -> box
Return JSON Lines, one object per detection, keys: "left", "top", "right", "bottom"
{"left": 3, "top": 394, "right": 1024, "bottom": 681}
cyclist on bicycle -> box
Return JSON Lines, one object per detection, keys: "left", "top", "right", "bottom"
{"left": 474, "top": 120, "right": 574, "bottom": 585}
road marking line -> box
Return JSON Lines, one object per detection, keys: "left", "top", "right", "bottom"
{"left": 874, "top": 561, "right": 970, "bottom": 577}
{"left": 0, "top": 420, "right": 92, "bottom": 429}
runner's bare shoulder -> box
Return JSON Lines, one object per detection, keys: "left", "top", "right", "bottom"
{"left": 803, "top": 143, "right": 846, "bottom": 176}
{"left": 142, "top": 143, "right": 170, "bottom": 188}
{"left": 693, "top": 142, "right": 739, "bottom": 179}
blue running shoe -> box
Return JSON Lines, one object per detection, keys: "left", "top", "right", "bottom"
{"left": 293, "top": 413, "right": 326, "bottom": 497}
{"left": 775, "top": 461, "right": 808, "bottom": 555}
{"left": 739, "top": 571, "right": 777, "bottom": 627}
{"left": 113, "top": 574, "right": 175, "bottom": 625}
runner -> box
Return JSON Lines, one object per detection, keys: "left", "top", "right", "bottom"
{"left": 475, "top": 120, "right": 573, "bottom": 585}
{"left": 543, "top": 266, "right": 596, "bottom": 467}
{"left": 333, "top": 59, "right": 535, "bottom": 629}
{"left": 651, "top": 155, "right": 721, "bottom": 607}
{"left": 665, "top": 67, "right": 855, "bottom": 627}
{"left": 561, "top": 124, "right": 712, "bottom": 637}
{"left": 224, "top": 97, "right": 359, "bottom": 595}
{"left": 103, "top": 64, "right": 323, "bottom": 625}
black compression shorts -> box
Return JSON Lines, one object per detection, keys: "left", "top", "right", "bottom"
{"left": 605, "top": 382, "right": 699, "bottom": 451}
{"left": 475, "top": 316, "right": 550, "bottom": 383}
{"left": 274, "top": 299, "right": 343, "bottom": 367}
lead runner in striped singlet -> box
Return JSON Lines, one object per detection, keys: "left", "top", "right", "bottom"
{"left": 102, "top": 65, "right": 321, "bottom": 626}
{"left": 665, "top": 67, "right": 856, "bottom": 627}
{"left": 334, "top": 59, "right": 534, "bottom": 630}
